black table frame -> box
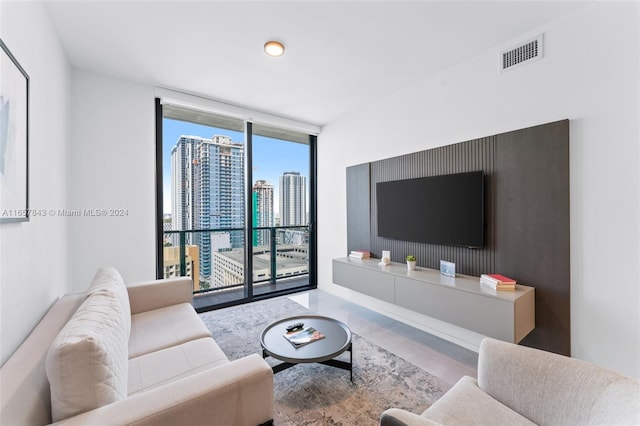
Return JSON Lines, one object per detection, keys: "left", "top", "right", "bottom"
{"left": 262, "top": 341, "right": 353, "bottom": 382}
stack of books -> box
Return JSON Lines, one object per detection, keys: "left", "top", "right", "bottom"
{"left": 349, "top": 250, "right": 371, "bottom": 259}
{"left": 480, "top": 273, "right": 516, "bottom": 291}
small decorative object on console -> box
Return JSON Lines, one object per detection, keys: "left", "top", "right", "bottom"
{"left": 378, "top": 250, "right": 391, "bottom": 267}
{"left": 440, "top": 260, "right": 456, "bottom": 277}
{"left": 406, "top": 255, "right": 417, "bottom": 271}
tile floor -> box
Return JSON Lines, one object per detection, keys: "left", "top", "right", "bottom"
{"left": 287, "top": 289, "right": 478, "bottom": 391}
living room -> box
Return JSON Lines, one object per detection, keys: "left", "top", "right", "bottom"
{"left": 1, "top": 0, "right": 639, "bottom": 424}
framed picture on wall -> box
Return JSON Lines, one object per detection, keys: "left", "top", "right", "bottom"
{"left": 0, "top": 38, "right": 29, "bottom": 223}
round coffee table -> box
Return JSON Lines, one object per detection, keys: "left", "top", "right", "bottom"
{"left": 260, "top": 315, "right": 353, "bottom": 381}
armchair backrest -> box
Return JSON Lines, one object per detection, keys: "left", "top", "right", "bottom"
{"left": 477, "top": 338, "right": 640, "bottom": 426}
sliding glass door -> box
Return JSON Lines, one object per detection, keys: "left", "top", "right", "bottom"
{"left": 251, "top": 124, "right": 312, "bottom": 297}
{"left": 156, "top": 101, "right": 316, "bottom": 311}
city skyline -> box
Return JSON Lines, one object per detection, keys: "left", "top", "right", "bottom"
{"left": 163, "top": 118, "right": 309, "bottom": 216}
{"left": 168, "top": 129, "right": 310, "bottom": 287}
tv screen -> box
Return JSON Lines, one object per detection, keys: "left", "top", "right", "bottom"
{"left": 376, "top": 171, "right": 484, "bottom": 248}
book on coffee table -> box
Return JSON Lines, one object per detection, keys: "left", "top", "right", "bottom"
{"left": 283, "top": 326, "right": 325, "bottom": 348}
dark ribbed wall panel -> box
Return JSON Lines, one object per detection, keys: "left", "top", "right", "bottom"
{"left": 345, "top": 120, "right": 570, "bottom": 355}
{"left": 369, "top": 136, "right": 496, "bottom": 277}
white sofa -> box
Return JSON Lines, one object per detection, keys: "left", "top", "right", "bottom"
{"left": 380, "top": 337, "right": 640, "bottom": 426}
{"left": 0, "top": 267, "right": 274, "bottom": 426}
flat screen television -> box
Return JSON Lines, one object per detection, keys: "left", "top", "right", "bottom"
{"left": 376, "top": 170, "right": 485, "bottom": 248}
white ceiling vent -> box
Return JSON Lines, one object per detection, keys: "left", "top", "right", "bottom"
{"left": 500, "top": 34, "right": 543, "bottom": 73}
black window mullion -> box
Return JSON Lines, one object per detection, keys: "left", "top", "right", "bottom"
{"left": 155, "top": 98, "right": 164, "bottom": 279}
{"left": 244, "top": 121, "right": 254, "bottom": 300}
{"left": 309, "top": 134, "right": 318, "bottom": 288}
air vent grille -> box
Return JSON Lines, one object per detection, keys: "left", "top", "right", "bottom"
{"left": 500, "top": 35, "right": 543, "bottom": 72}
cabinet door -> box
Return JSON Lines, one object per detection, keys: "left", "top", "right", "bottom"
{"left": 332, "top": 260, "right": 395, "bottom": 303}
{"left": 395, "top": 277, "right": 516, "bottom": 342}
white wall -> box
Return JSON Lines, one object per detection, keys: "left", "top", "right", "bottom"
{"left": 1, "top": 14, "right": 173, "bottom": 364}
{"left": 68, "top": 70, "right": 156, "bottom": 291}
{"left": 0, "top": 1, "right": 72, "bottom": 365}
{"left": 318, "top": 2, "right": 640, "bottom": 378}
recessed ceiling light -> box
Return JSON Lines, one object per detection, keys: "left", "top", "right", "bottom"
{"left": 264, "top": 41, "right": 285, "bottom": 57}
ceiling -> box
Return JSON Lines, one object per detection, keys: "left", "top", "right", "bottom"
{"left": 44, "top": 1, "right": 589, "bottom": 126}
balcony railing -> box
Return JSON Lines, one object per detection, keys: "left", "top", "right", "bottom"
{"left": 162, "top": 225, "right": 309, "bottom": 295}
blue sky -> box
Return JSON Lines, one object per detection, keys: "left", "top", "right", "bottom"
{"left": 162, "top": 118, "right": 309, "bottom": 215}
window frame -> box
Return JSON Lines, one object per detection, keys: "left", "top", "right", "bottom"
{"left": 154, "top": 96, "right": 319, "bottom": 310}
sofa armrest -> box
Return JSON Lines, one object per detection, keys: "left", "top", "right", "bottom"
{"left": 126, "top": 277, "right": 193, "bottom": 314}
{"left": 51, "top": 353, "right": 273, "bottom": 426}
{"left": 380, "top": 408, "right": 443, "bottom": 426}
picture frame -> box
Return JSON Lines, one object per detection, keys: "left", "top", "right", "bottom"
{"left": 440, "top": 260, "right": 455, "bottom": 277}
{"left": 0, "top": 38, "right": 29, "bottom": 223}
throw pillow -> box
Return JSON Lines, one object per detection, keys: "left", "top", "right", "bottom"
{"left": 46, "top": 290, "right": 129, "bottom": 422}
{"left": 86, "top": 266, "right": 131, "bottom": 336}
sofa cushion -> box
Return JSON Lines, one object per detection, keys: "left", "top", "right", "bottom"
{"left": 86, "top": 266, "right": 131, "bottom": 336}
{"left": 128, "top": 337, "right": 228, "bottom": 395}
{"left": 128, "top": 302, "right": 211, "bottom": 359}
{"left": 421, "top": 376, "right": 535, "bottom": 426}
{"left": 46, "top": 291, "right": 129, "bottom": 422}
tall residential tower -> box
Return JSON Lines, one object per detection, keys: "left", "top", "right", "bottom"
{"left": 279, "top": 171, "right": 306, "bottom": 226}
{"left": 252, "top": 180, "right": 274, "bottom": 247}
{"left": 171, "top": 135, "right": 245, "bottom": 282}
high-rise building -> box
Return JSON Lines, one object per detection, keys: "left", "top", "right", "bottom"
{"left": 171, "top": 136, "right": 199, "bottom": 240}
{"left": 163, "top": 245, "right": 200, "bottom": 291}
{"left": 252, "top": 180, "right": 274, "bottom": 247}
{"left": 213, "top": 245, "right": 308, "bottom": 288}
{"left": 279, "top": 171, "right": 306, "bottom": 226}
{"left": 171, "top": 135, "right": 244, "bottom": 282}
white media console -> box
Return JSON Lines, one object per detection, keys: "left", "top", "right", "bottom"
{"left": 332, "top": 257, "right": 535, "bottom": 343}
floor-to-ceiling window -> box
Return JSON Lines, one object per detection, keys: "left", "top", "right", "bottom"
{"left": 251, "top": 123, "right": 313, "bottom": 298}
{"left": 156, "top": 99, "right": 317, "bottom": 311}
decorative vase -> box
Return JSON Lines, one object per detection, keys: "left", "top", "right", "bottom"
{"left": 407, "top": 260, "right": 416, "bottom": 271}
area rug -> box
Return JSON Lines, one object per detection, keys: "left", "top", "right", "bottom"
{"left": 200, "top": 296, "right": 444, "bottom": 425}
